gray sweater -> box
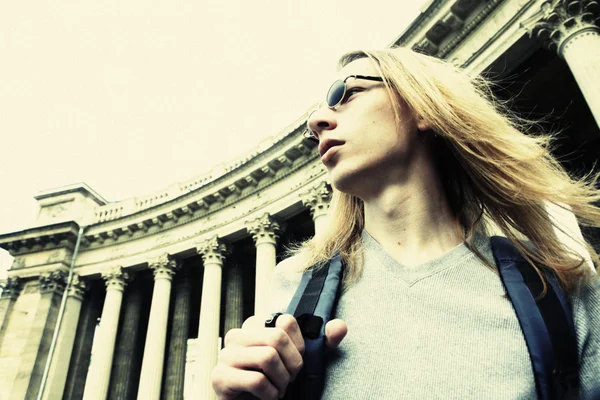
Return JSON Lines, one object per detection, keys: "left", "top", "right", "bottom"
{"left": 269, "top": 231, "right": 600, "bottom": 399}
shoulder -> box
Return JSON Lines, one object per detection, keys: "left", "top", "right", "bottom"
{"left": 571, "top": 273, "right": 600, "bottom": 397}
{"left": 572, "top": 273, "right": 600, "bottom": 326}
{"left": 268, "top": 255, "right": 307, "bottom": 314}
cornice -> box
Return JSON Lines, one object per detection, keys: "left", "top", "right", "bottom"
{"left": 92, "top": 117, "right": 313, "bottom": 224}
{"left": 388, "top": 0, "right": 448, "bottom": 47}
{"left": 78, "top": 137, "right": 318, "bottom": 250}
{"left": 0, "top": 222, "right": 80, "bottom": 256}
{"left": 35, "top": 182, "right": 108, "bottom": 205}
{"left": 72, "top": 163, "right": 328, "bottom": 274}
{"left": 391, "top": 0, "right": 506, "bottom": 60}
{"left": 438, "top": 0, "right": 506, "bottom": 59}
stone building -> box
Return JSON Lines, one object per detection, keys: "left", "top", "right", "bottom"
{"left": 0, "top": 0, "right": 598, "bottom": 399}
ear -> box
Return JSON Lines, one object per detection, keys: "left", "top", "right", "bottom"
{"left": 416, "top": 116, "right": 431, "bottom": 132}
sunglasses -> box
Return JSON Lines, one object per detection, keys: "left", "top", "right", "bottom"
{"left": 304, "top": 75, "right": 384, "bottom": 142}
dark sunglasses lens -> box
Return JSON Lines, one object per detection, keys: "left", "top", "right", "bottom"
{"left": 326, "top": 80, "right": 345, "bottom": 107}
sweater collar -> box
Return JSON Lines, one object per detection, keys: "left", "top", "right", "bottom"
{"left": 360, "top": 229, "right": 490, "bottom": 286}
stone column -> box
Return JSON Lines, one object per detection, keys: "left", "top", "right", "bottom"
{"left": 525, "top": 0, "right": 600, "bottom": 127}
{"left": 0, "top": 277, "right": 23, "bottom": 345}
{"left": 82, "top": 267, "right": 129, "bottom": 400}
{"left": 301, "top": 181, "right": 332, "bottom": 236}
{"left": 195, "top": 236, "right": 228, "bottom": 400}
{"left": 108, "top": 274, "right": 143, "bottom": 400}
{"left": 11, "top": 270, "right": 66, "bottom": 400}
{"left": 137, "top": 254, "right": 180, "bottom": 400}
{"left": 223, "top": 263, "right": 244, "bottom": 335}
{"left": 162, "top": 266, "right": 192, "bottom": 400}
{"left": 63, "top": 281, "right": 104, "bottom": 400}
{"left": 247, "top": 213, "right": 281, "bottom": 316}
{"left": 41, "top": 274, "right": 88, "bottom": 400}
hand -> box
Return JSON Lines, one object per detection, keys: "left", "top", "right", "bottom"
{"left": 211, "top": 314, "right": 348, "bottom": 400}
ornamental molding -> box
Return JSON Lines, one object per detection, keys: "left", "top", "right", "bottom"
{"left": 102, "top": 266, "right": 130, "bottom": 292}
{"left": 0, "top": 135, "right": 318, "bottom": 256}
{"left": 90, "top": 123, "right": 316, "bottom": 223}
{"left": 300, "top": 181, "right": 332, "bottom": 218}
{"left": 196, "top": 236, "right": 229, "bottom": 265}
{"left": 0, "top": 277, "right": 23, "bottom": 299}
{"left": 39, "top": 270, "right": 68, "bottom": 295}
{"left": 246, "top": 213, "right": 282, "bottom": 245}
{"left": 521, "top": 0, "right": 600, "bottom": 55}
{"left": 148, "top": 253, "right": 180, "bottom": 281}
{"left": 0, "top": 222, "right": 79, "bottom": 257}
{"left": 80, "top": 138, "right": 317, "bottom": 250}
{"left": 392, "top": 0, "right": 505, "bottom": 59}
{"left": 68, "top": 273, "right": 88, "bottom": 300}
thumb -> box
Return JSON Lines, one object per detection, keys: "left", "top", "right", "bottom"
{"left": 324, "top": 319, "right": 348, "bottom": 350}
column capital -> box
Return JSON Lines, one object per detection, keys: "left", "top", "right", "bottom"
{"left": 68, "top": 273, "right": 88, "bottom": 300}
{"left": 0, "top": 277, "right": 23, "bottom": 299}
{"left": 300, "top": 181, "right": 332, "bottom": 219}
{"left": 522, "top": 0, "right": 600, "bottom": 55}
{"left": 196, "top": 236, "right": 229, "bottom": 265}
{"left": 39, "top": 270, "right": 68, "bottom": 295}
{"left": 246, "top": 213, "right": 282, "bottom": 245}
{"left": 148, "top": 253, "right": 180, "bottom": 281}
{"left": 102, "top": 266, "right": 130, "bottom": 292}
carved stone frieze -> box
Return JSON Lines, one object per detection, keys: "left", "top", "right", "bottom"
{"left": 522, "top": 0, "right": 600, "bottom": 54}
{"left": 102, "top": 266, "right": 130, "bottom": 292}
{"left": 0, "top": 277, "right": 23, "bottom": 299}
{"left": 300, "top": 181, "right": 332, "bottom": 219}
{"left": 246, "top": 213, "right": 282, "bottom": 245}
{"left": 39, "top": 270, "right": 68, "bottom": 294}
{"left": 148, "top": 253, "right": 180, "bottom": 281}
{"left": 196, "top": 236, "right": 229, "bottom": 265}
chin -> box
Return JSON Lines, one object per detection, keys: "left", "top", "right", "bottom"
{"left": 328, "top": 168, "right": 362, "bottom": 197}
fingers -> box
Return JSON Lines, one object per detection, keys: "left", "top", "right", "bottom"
{"left": 325, "top": 319, "right": 348, "bottom": 350}
{"left": 218, "top": 346, "right": 291, "bottom": 395}
{"left": 274, "top": 314, "right": 305, "bottom": 357}
{"left": 212, "top": 365, "right": 279, "bottom": 400}
{"left": 225, "top": 323, "right": 303, "bottom": 381}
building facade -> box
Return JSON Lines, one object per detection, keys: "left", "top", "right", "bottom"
{"left": 0, "top": 0, "right": 598, "bottom": 398}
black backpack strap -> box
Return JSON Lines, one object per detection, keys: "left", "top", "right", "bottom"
{"left": 282, "top": 253, "right": 344, "bottom": 400}
{"left": 491, "top": 236, "right": 580, "bottom": 400}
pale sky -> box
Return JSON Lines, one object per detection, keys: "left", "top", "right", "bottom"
{"left": 0, "top": 0, "right": 426, "bottom": 276}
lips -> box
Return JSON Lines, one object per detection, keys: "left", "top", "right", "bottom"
{"left": 318, "top": 139, "right": 345, "bottom": 159}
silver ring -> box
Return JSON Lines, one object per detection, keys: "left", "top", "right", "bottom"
{"left": 265, "top": 312, "right": 283, "bottom": 328}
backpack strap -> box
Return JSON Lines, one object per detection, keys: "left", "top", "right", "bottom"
{"left": 282, "top": 253, "right": 344, "bottom": 400}
{"left": 490, "top": 236, "right": 580, "bottom": 400}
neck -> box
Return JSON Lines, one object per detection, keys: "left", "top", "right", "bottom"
{"left": 361, "top": 163, "right": 463, "bottom": 267}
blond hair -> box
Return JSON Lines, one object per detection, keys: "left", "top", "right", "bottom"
{"left": 293, "top": 48, "right": 600, "bottom": 295}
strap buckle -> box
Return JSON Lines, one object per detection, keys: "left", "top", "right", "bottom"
{"left": 296, "top": 314, "right": 324, "bottom": 339}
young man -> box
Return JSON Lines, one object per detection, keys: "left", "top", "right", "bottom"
{"left": 211, "top": 48, "right": 600, "bottom": 399}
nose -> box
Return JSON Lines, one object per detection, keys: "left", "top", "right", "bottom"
{"left": 307, "top": 106, "right": 337, "bottom": 142}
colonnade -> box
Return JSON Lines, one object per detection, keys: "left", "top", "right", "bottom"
{"left": 526, "top": 0, "right": 600, "bottom": 128}
{"left": 0, "top": 182, "right": 332, "bottom": 400}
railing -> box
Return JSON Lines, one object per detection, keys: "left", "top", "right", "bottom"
{"left": 89, "top": 116, "right": 308, "bottom": 224}
{"left": 94, "top": 205, "right": 124, "bottom": 223}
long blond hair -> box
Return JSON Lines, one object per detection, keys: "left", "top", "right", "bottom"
{"left": 294, "top": 48, "right": 600, "bottom": 294}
